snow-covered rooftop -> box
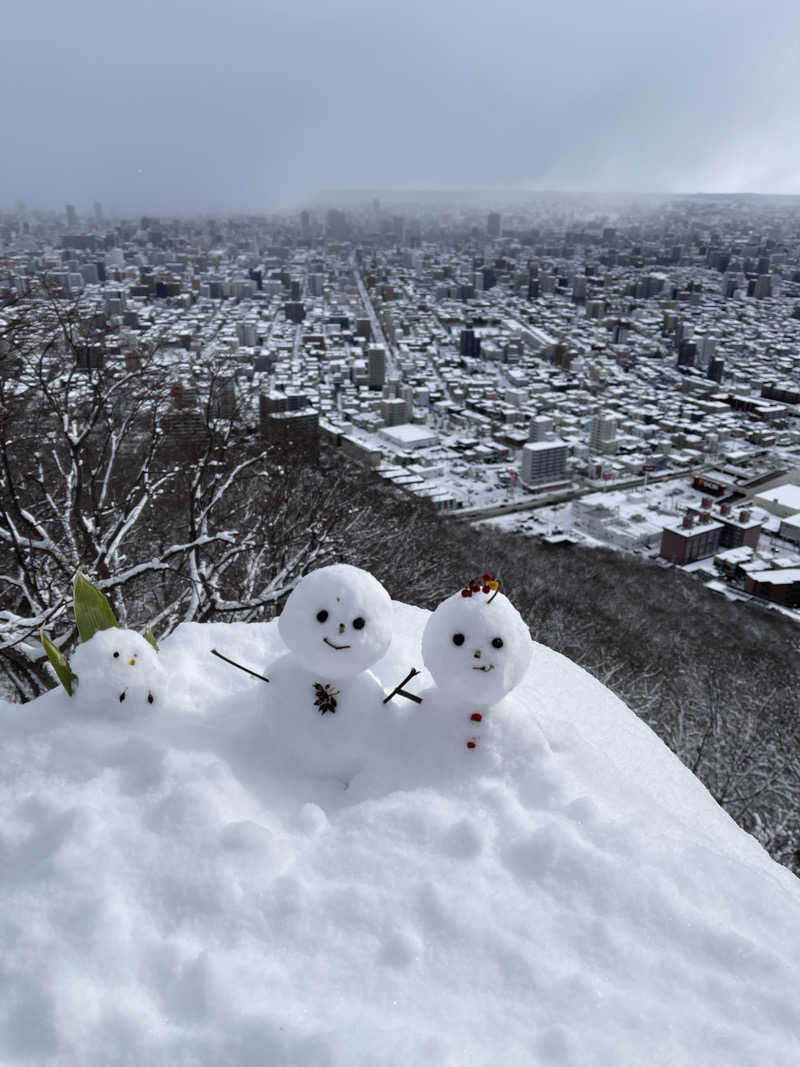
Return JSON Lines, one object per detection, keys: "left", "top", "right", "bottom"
{"left": 379, "top": 423, "right": 439, "bottom": 448}
{"left": 753, "top": 484, "right": 800, "bottom": 513}
{"left": 747, "top": 568, "right": 800, "bottom": 584}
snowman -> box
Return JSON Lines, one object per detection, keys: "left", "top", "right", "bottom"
{"left": 416, "top": 575, "right": 533, "bottom": 752}
{"left": 262, "top": 564, "right": 393, "bottom": 779}
{"left": 70, "top": 628, "right": 165, "bottom": 719}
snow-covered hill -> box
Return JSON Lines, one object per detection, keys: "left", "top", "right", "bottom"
{"left": 2, "top": 602, "right": 799, "bottom": 1066}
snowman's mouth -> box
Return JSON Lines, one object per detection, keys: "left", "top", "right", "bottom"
{"left": 472, "top": 664, "right": 495, "bottom": 672}
{"left": 324, "top": 637, "right": 351, "bottom": 650}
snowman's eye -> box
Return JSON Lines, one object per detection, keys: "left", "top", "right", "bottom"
{"left": 452, "top": 633, "right": 465, "bottom": 646}
{"left": 316, "top": 610, "right": 329, "bottom": 623}
{"left": 113, "top": 651, "right": 120, "bottom": 658}
{"left": 491, "top": 637, "right": 504, "bottom": 649}
{"left": 147, "top": 692, "right": 154, "bottom": 704}
{"left": 352, "top": 616, "right": 365, "bottom": 630}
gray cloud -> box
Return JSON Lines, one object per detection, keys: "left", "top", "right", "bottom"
{"left": 3, "top": 0, "right": 799, "bottom": 213}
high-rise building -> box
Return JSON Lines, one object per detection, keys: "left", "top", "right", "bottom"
{"left": 707, "top": 357, "right": 725, "bottom": 383}
{"left": 753, "top": 274, "right": 772, "bottom": 299}
{"left": 487, "top": 212, "right": 501, "bottom": 238}
{"left": 93, "top": 201, "right": 103, "bottom": 222}
{"left": 589, "top": 413, "right": 618, "bottom": 454}
{"left": 521, "top": 441, "right": 568, "bottom": 486}
{"left": 677, "top": 340, "right": 697, "bottom": 368}
{"left": 65, "top": 203, "right": 78, "bottom": 227}
{"left": 368, "top": 345, "right": 386, "bottom": 389}
{"left": 381, "top": 397, "right": 408, "bottom": 426}
{"left": 460, "top": 328, "right": 480, "bottom": 358}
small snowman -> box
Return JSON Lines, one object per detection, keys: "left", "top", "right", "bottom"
{"left": 263, "top": 563, "right": 393, "bottom": 778}
{"left": 418, "top": 575, "right": 532, "bottom": 751}
{"left": 70, "top": 628, "right": 165, "bottom": 719}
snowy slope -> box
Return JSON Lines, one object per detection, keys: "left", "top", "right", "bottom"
{"left": 2, "top": 602, "right": 800, "bottom": 1066}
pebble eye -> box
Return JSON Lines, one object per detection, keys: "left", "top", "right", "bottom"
{"left": 452, "top": 633, "right": 465, "bottom": 646}
{"left": 147, "top": 692, "right": 154, "bottom": 704}
{"left": 491, "top": 637, "right": 504, "bottom": 649}
{"left": 113, "top": 651, "right": 120, "bottom": 658}
{"left": 316, "top": 610, "right": 329, "bottom": 623}
{"left": 352, "top": 616, "right": 365, "bottom": 630}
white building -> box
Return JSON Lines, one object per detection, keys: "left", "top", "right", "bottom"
{"left": 590, "top": 412, "right": 618, "bottom": 454}
{"left": 528, "top": 415, "right": 553, "bottom": 442}
{"left": 752, "top": 484, "right": 800, "bottom": 518}
{"left": 521, "top": 440, "right": 568, "bottom": 486}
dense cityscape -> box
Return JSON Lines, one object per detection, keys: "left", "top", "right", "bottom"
{"left": 4, "top": 193, "right": 800, "bottom": 619}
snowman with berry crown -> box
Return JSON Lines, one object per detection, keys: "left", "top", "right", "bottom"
{"left": 259, "top": 563, "right": 394, "bottom": 780}
{"left": 387, "top": 574, "right": 533, "bottom": 756}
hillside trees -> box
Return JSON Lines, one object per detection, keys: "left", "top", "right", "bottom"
{"left": 0, "top": 293, "right": 363, "bottom": 698}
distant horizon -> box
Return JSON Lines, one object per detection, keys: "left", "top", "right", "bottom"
{"left": 6, "top": 187, "right": 800, "bottom": 221}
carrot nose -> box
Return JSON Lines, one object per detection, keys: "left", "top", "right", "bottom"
{"left": 129, "top": 658, "right": 136, "bottom": 666}
{"left": 338, "top": 623, "right": 345, "bottom": 634}
{"left": 473, "top": 650, "right": 481, "bottom": 659}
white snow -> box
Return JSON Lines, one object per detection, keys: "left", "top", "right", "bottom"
{"left": 277, "top": 563, "right": 393, "bottom": 679}
{"left": 70, "top": 628, "right": 164, "bottom": 719}
{"left": 421, "top": 587, "right": 532, "bottom": 707}
{"left": 2, "top": 600, "right": 800, "bottom": 1065}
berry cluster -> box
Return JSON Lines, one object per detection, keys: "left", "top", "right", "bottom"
{"left": 460, "top": 572, "right": 501, "bottom": 602}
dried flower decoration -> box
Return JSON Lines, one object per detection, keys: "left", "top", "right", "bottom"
{"left": 460, "top": 572, "right": 501, "bottom": 603}
{"left": 313, "top": 681, "right": 340, "bottom": 715}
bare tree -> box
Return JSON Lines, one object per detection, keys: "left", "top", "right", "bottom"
{"left": 0, "top": 292, "right": 342, "bottom": 698}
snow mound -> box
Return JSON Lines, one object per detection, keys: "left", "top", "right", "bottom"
{"left": 2, "top": 602, "right": 799, "bottom": 1066}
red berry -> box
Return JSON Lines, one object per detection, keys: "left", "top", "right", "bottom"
{"left": 483, "top": 573, "right": 492, "bottom": 582}
{"left": 461, "top": 588, "right": 472, "bottom": 597}
{"left": 482, "top": 585, "right": 490, "bottom": 593}
{"left": 466, "top": 740, "right": 476, "bottom": 749}
{"left": 470, "top": 712, "right": 482, "bottom": 722}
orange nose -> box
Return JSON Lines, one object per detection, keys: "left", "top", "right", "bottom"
{"left": 129, "top": 658, "right": 136, "bottom": 666}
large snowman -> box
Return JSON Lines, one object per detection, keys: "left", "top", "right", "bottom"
{"left": 418, "top": 577, "right": 533, "bottom": 753}
{"left": 263, "top": 564, "right": 393, "bottom": 780}
{"left": 70, "top": 628, "right": 165, "bottom": 720}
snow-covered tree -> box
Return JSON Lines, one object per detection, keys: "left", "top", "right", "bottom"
{"left": 0, "top": 291, "right": 343, "bottom": 698}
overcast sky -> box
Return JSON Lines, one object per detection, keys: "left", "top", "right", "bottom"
{"left": 3, "top": 0, "right": 799, "bottom": 214}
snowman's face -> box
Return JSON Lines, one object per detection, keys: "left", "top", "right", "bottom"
{"left": 70, "top": 628, "right": 162, "bottom": 716}
{"left": 278, "top": 564, "right": 392, "bottom": 680}
{"left": 421, "top": 590, "right": 532, "bottom": 707}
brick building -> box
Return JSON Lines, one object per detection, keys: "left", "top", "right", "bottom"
{"left": 660, "top": 503, "right": 761, "bottom": 565}
{"left": 744, "top": 569, "right": 800, "bottom": 608}
{"left": 660, "top": 512, "right": 724, "bottom": 565}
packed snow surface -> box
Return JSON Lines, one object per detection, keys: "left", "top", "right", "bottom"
{"left": 277, "top": 564, "right": 393, "bottom": 679}
{"left": 422, "top": 587, "right": 532, "bottom": 707}
{"left": 69, "top": 628, "right": 164, "bottom": 719}
{"left": 2, "top": 602, "right": 800, "bottom": 1065}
